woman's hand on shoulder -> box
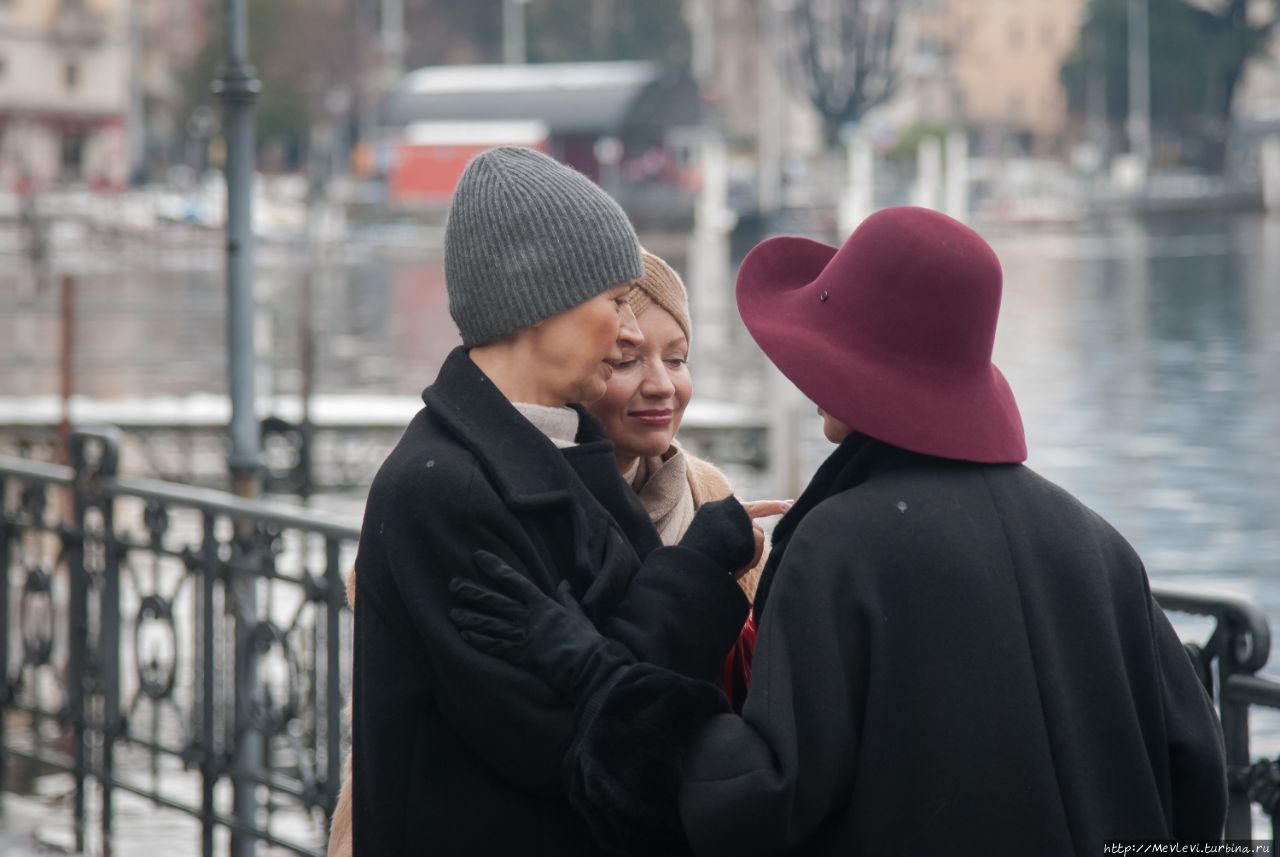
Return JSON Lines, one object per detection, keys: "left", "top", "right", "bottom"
{"left": 737, "top": 500, "right": 793, "bottom": 578}
{"left": 741, "top": 500, "right": 793, "bottom": 520}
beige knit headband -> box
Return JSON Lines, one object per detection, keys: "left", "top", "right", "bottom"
{"left": 628, "top": 250, "right": 692, "bottom": 344}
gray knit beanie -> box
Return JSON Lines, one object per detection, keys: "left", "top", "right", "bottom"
{"left": 444, "top": 147, "right": 644, "bottom": 347}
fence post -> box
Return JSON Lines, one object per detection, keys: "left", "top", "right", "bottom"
{"left": 68, "top": 446, "right": 89, "bottom": 852}
{"left": 99, "top": 455, "right": 121, "bottom": 857}
{"left": 0, "top": 473, "right": 9, "bottom": 797}
{"left": 325, "top": 538, "right": 344, "bottom": 819}
{"left": 231, "top": 526, "right": 263, "bottom": 857}
{"left": 1219, "top": 617, "right": 1255, "bottom": 839}
{"left": 70, "top": 429, "right": 121, "bottom": 856}
{"left": 199, "top": 510, "right": 219, "bottom": 857}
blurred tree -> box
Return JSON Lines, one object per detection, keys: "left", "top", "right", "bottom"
{"left": 1061, "top": 0, "right": 1276, "bottom": 168}
{"left": 779, "top": 0, "right": 902, "bottom": 145}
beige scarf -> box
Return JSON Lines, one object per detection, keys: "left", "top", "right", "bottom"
{"left": 623, "top": 447, "right": 697, "bottom": 546}
{"left": 623, "top": 445, "right": 763, "bottom": 601}
{"left": 512, "top": 402, "right": 579, "bottom": 448}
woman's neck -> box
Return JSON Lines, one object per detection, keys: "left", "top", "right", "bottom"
{"left": 470, "top": 343, "right": 566, "bottom": 407}
{"left": 615, "top": 453, "right": 639, "bottom": 476}
{"left": 617, "top": 443, "right": 678, "bottom": 475}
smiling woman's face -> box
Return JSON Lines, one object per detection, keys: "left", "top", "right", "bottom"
{"left": 586, "top": 306, "right": 692, "bottom": 468}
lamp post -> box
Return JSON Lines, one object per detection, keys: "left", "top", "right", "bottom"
{"left": 212, "top": 4, "right": 262, "bottom": 856}
{"left": 213, "top": 0, "right": 263, "bottom": 500}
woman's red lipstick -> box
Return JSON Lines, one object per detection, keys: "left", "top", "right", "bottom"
{"left": 628, "top": 409, "right": 673, "bottom": 427}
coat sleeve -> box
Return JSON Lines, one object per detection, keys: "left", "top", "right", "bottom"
{"left": 359, "top": 462, "right": 580, "bottom": 797}
{"left": 556, "top": 438, "right": 749, "bottom": 682}
{"left": 603, "top": 450, "right": 750, "bottom": 679}
{"left": 1151, "top": 601, "right": 1228, "bottom": 840}
{"left": 362, "top": 456, "right": 747, "bottom": 799}
{"left": 568, "top": 514, "right": 865, "bottom": 856}
{"left": 678, "top": 518, "right": 866, "bottom": 855}
{"left": 603, "top": 544, "right": 749, "bottom": 683}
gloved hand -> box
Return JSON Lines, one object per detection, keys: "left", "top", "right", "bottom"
{"left": 449, "top": 550, "right": 631, "bottom": 702}
{"left": 678, "top": 495, "right": 755, "bottom": 572}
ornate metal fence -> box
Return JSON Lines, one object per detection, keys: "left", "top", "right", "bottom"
{"left": 1, "top": 428, "right": 357, "bottom": 857}
{"left": 1, "top": 427, "right": 1278, "bottom": 854}
{"left": 1154, "top": 587, "right": 1280, "bottom": 845}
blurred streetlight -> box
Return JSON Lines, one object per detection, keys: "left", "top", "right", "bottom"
{"left": 380, "top": 0, "right": 406, "bottom": 84}
{"left": 212, "top": 7, "right": 265, "bottom": 850}
{"left": 212, "top": 0, "right": 263, "bottom": 500}
{"left": 1084, "top": 6, "right": 1109, "bottom": 174}
{"left": 503, "top": 0, "right": 532, "bottom": 65}
{"left": 1127, "top": 0, "right": 1151, "bottom": 175}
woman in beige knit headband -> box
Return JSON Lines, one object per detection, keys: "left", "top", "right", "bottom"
{"left": 586, "top": 250, "right": 789, "bottom": 706}
{"left": 327, "top": 251, "right": 769, "bottom": 857}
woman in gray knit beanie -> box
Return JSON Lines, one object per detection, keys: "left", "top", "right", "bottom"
{"left": 335, "top": 147, "right": 760, "bottom": 857}
{"left": 447, "top": 145, "right": 648, "bottom": 406}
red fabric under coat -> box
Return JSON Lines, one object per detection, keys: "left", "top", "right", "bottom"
{"left": 721, "top": 612, "right": 757, "bottom": 712}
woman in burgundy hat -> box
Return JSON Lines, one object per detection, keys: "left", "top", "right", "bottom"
{"left": 449, "top": 207, "right": 1228, "bottom": 855}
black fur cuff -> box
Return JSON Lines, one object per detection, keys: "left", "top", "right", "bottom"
{"left": 566, "top": 664, "right": 729, "bottom": 854}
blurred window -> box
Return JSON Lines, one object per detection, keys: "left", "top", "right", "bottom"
{"left": 62, "top": 129, "right": 85, "bottom": 178}
{"left": 64, "top": 62, "right": 79, "bottom": 90}
{"left": 1008, "top": 92, "right": 1025, "bottom": 120}
{"left": 1009, "top": 19, "right": 1024, "bottom": 50}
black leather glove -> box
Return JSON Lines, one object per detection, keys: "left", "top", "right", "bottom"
{"left": 449, "top": 550, "right": 631, "bottom": 702}
{"left": 678, "top": 495, "right": 755, "bottom": 571}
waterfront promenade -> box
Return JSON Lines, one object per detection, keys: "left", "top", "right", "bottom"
{"left": 3, "top": 212, "right": 1279, "bottom": 854}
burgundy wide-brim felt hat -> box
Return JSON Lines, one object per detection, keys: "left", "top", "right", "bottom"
{"left": 737, "top": 206, "right": 1027, "bottom": 464}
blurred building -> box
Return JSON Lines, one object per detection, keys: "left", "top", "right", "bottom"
{"left": 929, "top": 0, "right": 1086, "bottom": 154}
{"left": 0, "top": 0, "right": 208, "bottom": 191}
{"left": 0, "top": 0, "right": 130, "bottom": 189}
{"left": 701, "top": 0, "right": 1085, "bottom": 203}
{"left": 872, "top": 0, "right": 958, "bottom": 131}
{"left": 382, "top": 61, "right": 703, "bottom": 224}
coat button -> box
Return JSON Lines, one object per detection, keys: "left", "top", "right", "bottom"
{"left": 819, "top": 291, "right": 829, "bottom": 302}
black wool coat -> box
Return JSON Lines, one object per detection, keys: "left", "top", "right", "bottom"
{"left": 573, "top": 434, "right": 1228, "bottom": 857}
{"left": 352, "top": 348, "right": 748, "bottom": 856}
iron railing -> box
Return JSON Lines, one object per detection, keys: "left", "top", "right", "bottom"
{"left": 1, "top": 428, "right": 357, "bottom": 856}
{"left": 1154, "top": 587, "right": 1280, "bottom": 844}
{"left": 0, "top": 427, "right": 1277, "bottom": 853}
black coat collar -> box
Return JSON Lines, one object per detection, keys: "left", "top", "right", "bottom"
{"left": 424, "top": 347, "right": 608, "bottom": 508}
{"left": 753, "top": 433, "right": 912, "bottom": 619}
{"left": 424, "top": 347, "right": 664, "bottom": 559}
